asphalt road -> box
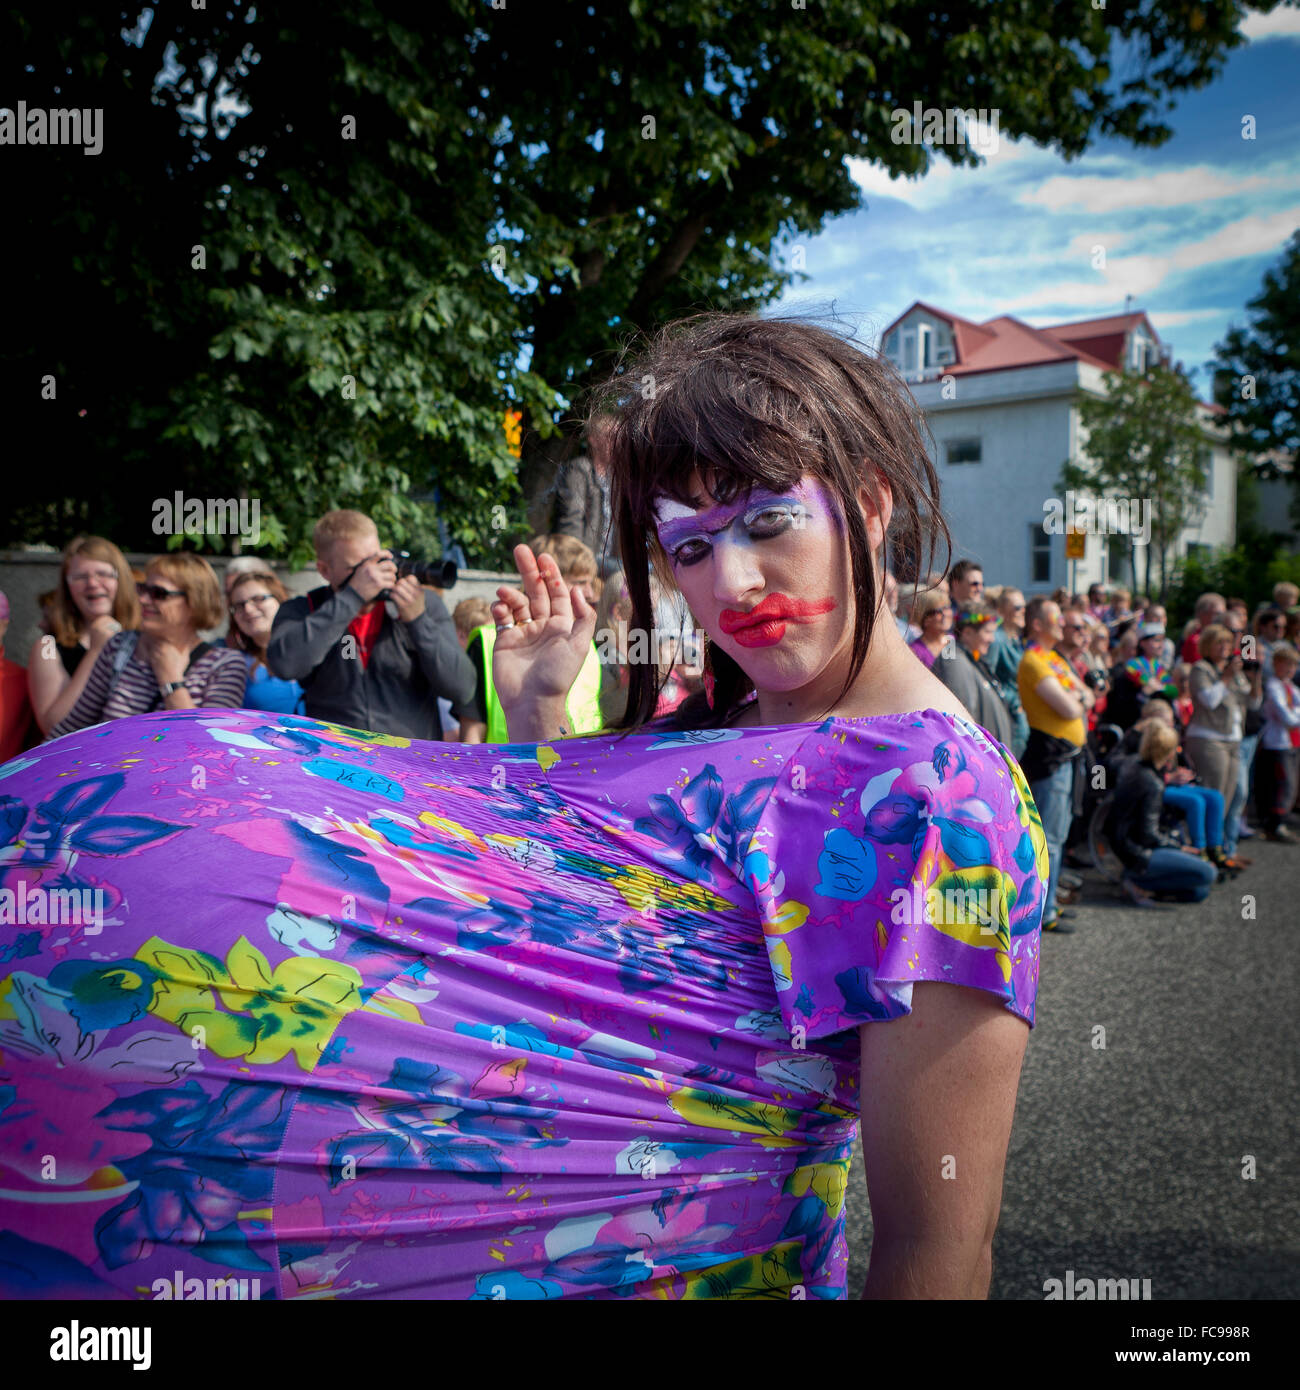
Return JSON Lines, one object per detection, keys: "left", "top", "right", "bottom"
{"left": 843, "top": 837, "right": 1300, "bottom": 1300}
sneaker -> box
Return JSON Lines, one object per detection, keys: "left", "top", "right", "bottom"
{"left": 1060, "top": 871, "right": 1084, "bottom": 890}
{"left": 1042, "top": 915, "right": 1076, "bottom": 933}
{"left": 1237, "top": 824, "right": 1257, "bottom": 839}
{"left": 1264, "top": 826, "right": 1298, "bottom": 843}
{"left": 1221, "top": 856, "right": 1250, "bottom": 872}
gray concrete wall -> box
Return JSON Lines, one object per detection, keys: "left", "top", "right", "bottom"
{"left": 0, "top": 550, "right": 515, "bottom": 669}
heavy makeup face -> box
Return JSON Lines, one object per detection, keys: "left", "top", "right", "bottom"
{"left": 652, "top": 473, "right": 854, "bottom": 690}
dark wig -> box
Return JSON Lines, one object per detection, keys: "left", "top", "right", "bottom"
{"left": 586, "top": 310, "right": 949, "bottom": 736}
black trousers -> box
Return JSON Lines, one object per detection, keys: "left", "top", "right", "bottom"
{"left": 1254, "top": 747, "right": 1299, "bottom": 832}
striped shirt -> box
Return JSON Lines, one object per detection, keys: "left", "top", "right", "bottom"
{"left": 49, "top": 632, "right": 247, "bottom": 739}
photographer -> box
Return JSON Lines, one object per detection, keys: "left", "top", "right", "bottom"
{"left": 267, "top": 509, "right": 475, "bottom": 740}
{"left": 1183, "top": 623, "right": 1263, "bottom": 867}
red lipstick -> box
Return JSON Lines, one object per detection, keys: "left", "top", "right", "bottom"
{"left": 719, "top": 594, "right": 836, "bottom": 647}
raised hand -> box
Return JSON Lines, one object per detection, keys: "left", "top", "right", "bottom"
{"left": 347, "top": 551, "right": 398, "bottom": 604}
{"left": 490, "top": 544, "right": 597, "bottom": 715}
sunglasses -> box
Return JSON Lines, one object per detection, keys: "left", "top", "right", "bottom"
{"left": 139, "top": 582, "right": 186, "bottom": 602}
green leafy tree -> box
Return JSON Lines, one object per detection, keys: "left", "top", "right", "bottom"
{"left": 1, "top": 1, "right": 1277, "bottom": 564}
{"left": 1212, "top": 228, "right": 1300, "bottom": 529}
{"left": 1061, "top": 364, "right": 1209, "bottom": 600}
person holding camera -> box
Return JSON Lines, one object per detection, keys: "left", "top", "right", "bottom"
{"left": 1183, "top": 622, "right": 1263, "bottom": 868}
{"left": 266, "top": 509, "right": 475, "bottom": 740}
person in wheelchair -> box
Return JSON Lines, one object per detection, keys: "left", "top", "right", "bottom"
{"left": 1102, "top": 721, "right": 1220, "bottom": 906}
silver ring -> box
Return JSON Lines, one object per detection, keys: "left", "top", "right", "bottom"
{"left": 496, "top": 621, "right": 515, "bottom": 630}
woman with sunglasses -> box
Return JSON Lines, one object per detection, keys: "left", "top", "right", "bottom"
{"left": 47, "top": 553, "right": 246, "bottom": 738}
{"left": 225, "top": 569, "right": 306, "bottom": 714}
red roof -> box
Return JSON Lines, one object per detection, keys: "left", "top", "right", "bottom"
{"left": 881, "top": 303, "right": 1157, "bottom": 376}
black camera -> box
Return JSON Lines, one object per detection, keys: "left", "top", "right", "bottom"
{"left": 392, "top": 552, "right": 458, "bottom": 589}
{"left": 1083, "top": 668, "right": 1108, "bottom": 691}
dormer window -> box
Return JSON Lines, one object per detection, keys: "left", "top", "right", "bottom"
{"left": 1130, "top": 334, "right": 1150, "bottom": 371}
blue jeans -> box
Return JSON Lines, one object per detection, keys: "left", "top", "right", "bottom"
{"left": 1029, "top": 760, "right": 1075, "bottom": 924}
{"left": 1225, "top": 733, "right": 1259, "bottom": 854}
{"left": 1128, "top": 848, "right": 1217, "bottom": 902}
{"left": 1161, "top": 784, "right": 1225, "bottom": 850}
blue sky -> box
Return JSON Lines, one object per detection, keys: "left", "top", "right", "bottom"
{"left": 774, "top": 8, "right": 1300, "bottom": 399}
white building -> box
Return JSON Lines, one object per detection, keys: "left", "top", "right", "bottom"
{"left": 879, "top": 303, "right": 1237, "bottom": 598}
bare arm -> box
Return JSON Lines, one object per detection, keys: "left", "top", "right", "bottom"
{"left": 859, "top": 982, "right": 1029, "bottom": 1299}
{"left": 28, "top": 623, "right": 115, "bottom": 734}
{"left": 458, "top": 718, "right": 487, "bottom": 744}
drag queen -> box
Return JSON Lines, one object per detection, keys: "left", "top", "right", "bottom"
{"left": 0, "top": 313, "right": 1045, "bottom": 1300}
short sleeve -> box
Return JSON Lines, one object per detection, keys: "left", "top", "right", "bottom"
{"left": 744, "top": 713, "right": 1046, "bottom": 1042}
{"left": 1016, "top": 646, "right": 1046, "bottom": 703}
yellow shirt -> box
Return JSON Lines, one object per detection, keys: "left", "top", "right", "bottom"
{"left": 1018, "top": 644, "right": 1085, "bottom": 746}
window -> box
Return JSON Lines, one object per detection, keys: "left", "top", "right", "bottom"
{"left": 902, "top": 328, "right": 916, "bottom": 373}
{"left": 917, "top": 323, "right": 932, "bottom": 371}
{"left": 945, "top": 438, "right": 982, "bottom": 465}
{"left": 1030, "top": 524, "right": 1052, "bottom": 584}
{"left": 1200, "top": 447, "right": 1214, "bottom": 499}
{"left": 1130, "top": 335, "right": 1149, "bottom": 371}
{"left": 885, "top": 329, "right": 899, "bottom": 358}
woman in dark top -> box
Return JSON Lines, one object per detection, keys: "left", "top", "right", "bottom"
{"left": 26, "top": 536, "right": 140, "bottom": 734}
{"left": 1104, "top": 721, "right": 1218, "bottom": 905}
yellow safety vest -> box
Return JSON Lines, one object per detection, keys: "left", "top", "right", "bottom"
{"left": 475, "top": 623, "right": 605, "bottom": 743}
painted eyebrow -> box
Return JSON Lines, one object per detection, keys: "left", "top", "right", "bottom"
{"left": 657, "top": 491, "right": 807, "bottom": 542}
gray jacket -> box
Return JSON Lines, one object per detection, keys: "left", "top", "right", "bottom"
{"left": 267, "top": 584, "right": 476, "bottom": 740}
{"left": 935, "top": 642, "right": 1015, "bottom": 748}
{"left": 554, "top": 453, "right": 616, "bottom": 576}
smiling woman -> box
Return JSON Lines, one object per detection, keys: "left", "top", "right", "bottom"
{"left": 0, "top": 313, "right": 1045, "bottom": 1301}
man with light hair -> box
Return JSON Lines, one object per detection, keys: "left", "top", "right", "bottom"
{"left": 267, "top": 509, "right": 474, "bottom": 740}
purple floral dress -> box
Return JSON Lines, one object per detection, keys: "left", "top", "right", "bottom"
{"left": 0, "top": 705, "right": 1044, "bottom": 1299}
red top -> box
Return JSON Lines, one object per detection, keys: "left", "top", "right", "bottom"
{"left": 347, "top": 602, "right": 386, "bottom": 669}
{"left": 0, "top": 655, "right": 35, "bottom": 763}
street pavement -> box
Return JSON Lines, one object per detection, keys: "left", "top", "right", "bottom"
{"left": 843, "top": 837, "right": 1300, "bottom": 1299}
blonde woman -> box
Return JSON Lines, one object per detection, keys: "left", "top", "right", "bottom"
{"left": 27, "top": 535, "right": 140, "bottom": 734}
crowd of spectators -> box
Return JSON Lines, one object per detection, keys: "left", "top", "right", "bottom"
{"left": 2, "top": 512, "right": 1296, "bottom": 936}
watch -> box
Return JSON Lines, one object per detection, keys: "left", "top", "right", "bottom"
{"left": 161, "top": 680, "right": 186, "bottom": 696}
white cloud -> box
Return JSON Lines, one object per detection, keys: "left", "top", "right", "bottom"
{"left": 1241, "top": 8, "right": 1300, "bottom": 41}
{"left": 1165, "top": 205, "right": 1300, "bottom": 270}
{"left": 1021, "top": 166, "right": 1276, "bottom": 212}
{"left": 1148, "top": 308, "right": 1233, "bottom": 330}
